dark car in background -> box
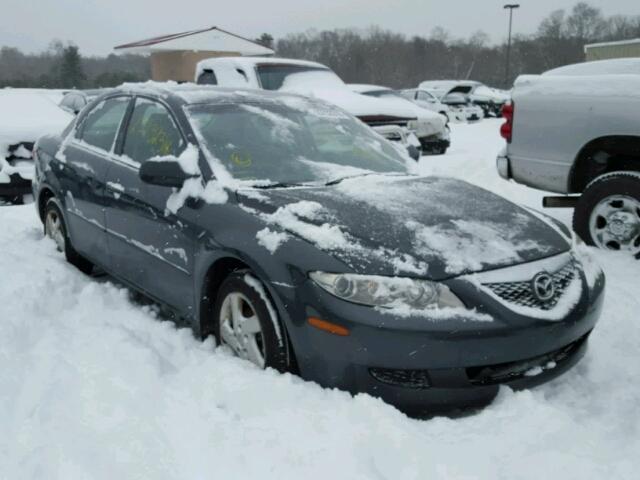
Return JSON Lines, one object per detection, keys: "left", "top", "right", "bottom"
{"left": 33, "top": 84, "right": 604, "bottom": 413}
{"left": 0, "top": 90, "right": 72, "bottom": 203}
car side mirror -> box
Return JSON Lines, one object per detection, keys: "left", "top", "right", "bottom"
{"left": 139, "top": 159, "right": 197, "bottom": 188}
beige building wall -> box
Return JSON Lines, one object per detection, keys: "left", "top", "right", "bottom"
{"left": 150, "top": 51, "right": 241, "bottom": 82}
{"left": 585, "top": 42, "right": 640, "bottom": 61}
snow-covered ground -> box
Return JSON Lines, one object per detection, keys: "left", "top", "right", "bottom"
{"left": 1, "top": 119, "right": 638, "bottom": 479}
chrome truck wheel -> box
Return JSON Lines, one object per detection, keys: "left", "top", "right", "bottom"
{"left": 574, "top": 172, "right": 640, "bottom": 258}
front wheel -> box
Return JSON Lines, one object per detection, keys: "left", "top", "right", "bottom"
{"left": 573, "top": 172, "right": 640, "bottom": 257}
{"left": 213, "top": 271, "right": 291, "bottom": 371}
{"left": 44, "top": 198, "right": 94, "bottom": 274}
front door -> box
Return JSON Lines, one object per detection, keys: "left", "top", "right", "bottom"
{"left": 104, "top": 97, "right": 198, "bottom": 314}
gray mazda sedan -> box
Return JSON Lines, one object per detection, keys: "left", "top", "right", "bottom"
{"left": 32, "top": 84, "right": 605, "bottom": 413}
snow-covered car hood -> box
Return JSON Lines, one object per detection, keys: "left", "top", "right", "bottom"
{"left": 238, "top": 175, "right": 570, "bottom": 280}
{"left": 371, "top": 95, "right": 446, "bottom": 136}
{"left": 279, "top": 72, "right": 417, "bottom": 120}
{"left": 0, "top": 90, "right": 72, "bottom": 143}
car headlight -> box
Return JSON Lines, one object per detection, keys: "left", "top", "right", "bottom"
{"left": 407, "top": 120, "right": 418, "bottom": 131}
{"left": 310, "top": 272, "right": 465, "bottom": 309}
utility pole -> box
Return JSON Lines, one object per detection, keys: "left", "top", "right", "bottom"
{"left": 504, "top": 4, "right": 520, "bottom": 88}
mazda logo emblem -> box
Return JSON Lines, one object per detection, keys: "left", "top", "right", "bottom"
{"left": 531, "top": 272, "right": 556, "bottom": 302}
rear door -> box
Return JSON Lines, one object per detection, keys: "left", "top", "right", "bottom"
{"left": 104, "top": 96, "right": 198, "bottom": 312}
{"left": 59, "top": 95, "right": 131, "bottom": 264}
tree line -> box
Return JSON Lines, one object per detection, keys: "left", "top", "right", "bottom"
{"left": 276, "top": 2, "right": 640, "bottom": 88}
{"left": 0, "top": 41, "right": 149, "bottom": 89}
{"left": 1, "top": 2, "right": 639, "bottom": 90}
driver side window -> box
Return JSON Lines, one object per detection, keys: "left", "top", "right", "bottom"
{"left": 122, "top": 99, "right": 185, "bottom": 164}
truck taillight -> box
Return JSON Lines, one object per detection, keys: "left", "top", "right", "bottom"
{"left": 500, "top": 103, "right": 514, "bottom": 143}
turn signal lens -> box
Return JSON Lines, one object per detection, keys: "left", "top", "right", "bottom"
{"left": 307, "top": 317, "right": 350, "bottom": 336}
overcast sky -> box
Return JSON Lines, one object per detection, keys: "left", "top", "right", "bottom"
{"left": 3, "top": 0, "right": 638, "bottom": 56}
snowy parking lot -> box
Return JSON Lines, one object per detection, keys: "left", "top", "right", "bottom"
{"left": 1, "top": 119, "right": 638, "bottom": 479}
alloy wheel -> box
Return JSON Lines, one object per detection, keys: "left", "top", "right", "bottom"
{"left": 45, "top": 209, "right": 66, "bottom": 252}
{"left": 219, "top": 292, "right": 266, "bottom": 368}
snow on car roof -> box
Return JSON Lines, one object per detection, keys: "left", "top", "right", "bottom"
{"left": 419, "top": 80, "right": 481, "bottom": 89}
{"left": 115, "top": 80, "right": 322, "bottom": 107}
{"left": 196, "top": 56, "right": 329, "bottom": 79}
{"left": 348, "top": 84, "right": 392, "bottom": 94}
{"left": 543, "top": 58, "right": 640, "bottom": 76}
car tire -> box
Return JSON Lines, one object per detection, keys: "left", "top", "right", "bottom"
{"left": 573, "top": 171, "right": 640, "bottom": 257}
{"left": 44, "top": 198, "right": 94, "bottom": 274}
{"left": 213, "top": 271, "right": 291, "bottom": 372}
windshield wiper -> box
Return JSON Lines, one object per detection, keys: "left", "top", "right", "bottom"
{"left": 252, "top": 181, "right": 308, "bottom": 189}
{"left": 323, "top": 172, "right": 406, "bottom": 187}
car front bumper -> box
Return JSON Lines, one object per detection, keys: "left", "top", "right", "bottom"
{"left": 277, "top": 264, "right": 605, "bottom": 414}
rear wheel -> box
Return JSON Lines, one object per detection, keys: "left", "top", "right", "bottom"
{"left": 213, "top": 271, "right": 290, "bottom": 371}
{"left": 44, "top": 198, "right": 94, "bottom": 274}
{"left": 573, "top": 172, "right": 640, "bottom": 258}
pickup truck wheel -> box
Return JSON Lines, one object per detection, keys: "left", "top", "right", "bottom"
{"left": 573, "top": 172, "right": 640, "bottom": 257}
{"left": 44, "top": 198, "right": 94, "bottom": 274}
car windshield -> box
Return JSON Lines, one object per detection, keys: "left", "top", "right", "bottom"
{"left": 256, "top": 64, "right": 331, "bottom": 91}
{"left": 186, "top": 99, "right": 408, "bottom": 186}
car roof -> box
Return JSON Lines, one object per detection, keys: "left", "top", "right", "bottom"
{"left": 197, "top": 56, "right": 329, "bottom": 72}
{"left": 105, "top": 81, "right": 318, "bottom": 107}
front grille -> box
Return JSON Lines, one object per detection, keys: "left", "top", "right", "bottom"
{"left": 358, "top": 115, "right": 411, "bottom": 128}
{"left": 466, "top": 331, "right": 590, "bottom": 386}
{"left": 483, "top": 261, "right": 576, "bottom": 310}
{"left": 369, "top": 368, "right": 431, "bottom": 389}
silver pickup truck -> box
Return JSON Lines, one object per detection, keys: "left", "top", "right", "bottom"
{"left": 497, "top": 59, "right": 640, "bottom": 258}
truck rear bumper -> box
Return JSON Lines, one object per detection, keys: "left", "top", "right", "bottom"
{"left": 496, "top": 148, "right": 511, "bottom": 179}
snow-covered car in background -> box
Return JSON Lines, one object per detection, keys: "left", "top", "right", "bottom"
{"left": 399, "top": 88, "right": 454, "bottom": 120}
{"left": 435, "top": 91, "right": 484, "bottom": 123}
{"left": 59, "top": 89, "right": 112, "bottom": 115}
{"left": 498, "top": 58, "right": 640, "bottom": 257}
{"left": 419, "top": 80, "right": 509, "bottom": 118}
{"left": 0, "top": 90, "right": 72, "bottom": 203}
{"left": 349, "top": 84, "right": 449, "bottom": 155}
{"left": 195, "top": 57, "right": 422, "bottom": 159}
{"left": 33, "top": 84, "right": 605, "bottom": 414}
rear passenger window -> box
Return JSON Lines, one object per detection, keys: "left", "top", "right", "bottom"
{"left": 198, "top": 69, "right": 218, "bottom": 85}
{"left": 122, "top": 99, "right": 184, "bottom": 164}
{"left": 78, "top": 97, "right": 129, "bottom": 151}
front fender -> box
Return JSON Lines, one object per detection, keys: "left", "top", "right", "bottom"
{"left": 191, "top": 203, "right": 350, "bottom": 348}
